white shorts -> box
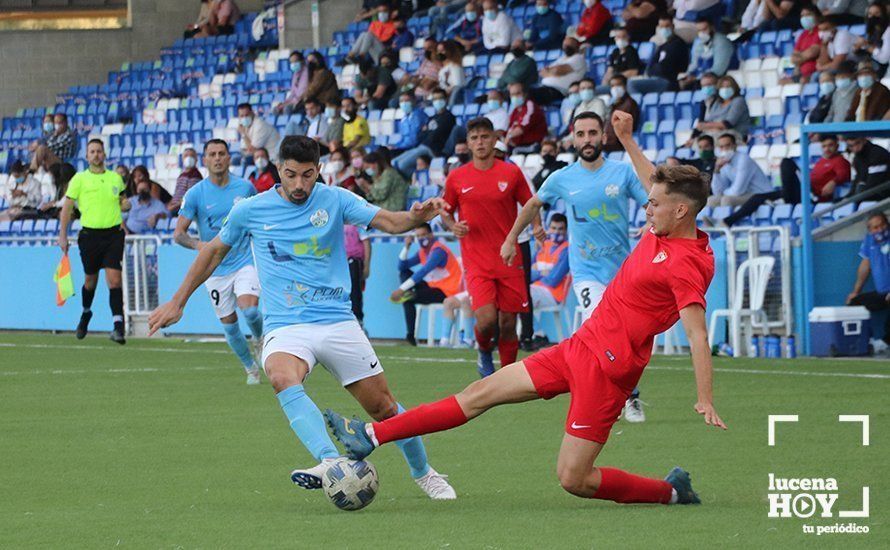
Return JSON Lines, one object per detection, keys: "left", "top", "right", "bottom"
{"left": 204, "top": 264, "right": 260, "bottom": 319}
{"left": 261, "top": 319, "right": 383, "bottom": 386}
{"left": 530, "top": 284, "right": 558, "bottom": 310}
{"left": 573, "top": 280, "right": 607, "bottom": 323}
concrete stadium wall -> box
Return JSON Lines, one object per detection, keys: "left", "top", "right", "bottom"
{"left": 282, "top": 0, "right": 360, "bottom": 50}
{"left": 0, "top": 0, "right": 266, "bottom": 116}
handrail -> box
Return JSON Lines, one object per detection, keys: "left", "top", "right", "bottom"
{"left": 812, "top": 180, "right": 890, "bottom": 219}
{"left": 813, "top": 195, "right": 890, "bottom": 240}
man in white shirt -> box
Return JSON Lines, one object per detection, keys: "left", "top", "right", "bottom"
{"left": 484, "top": 89, "right": 510, "bottom": 134}
{"left": 481, "top": 0, "right": 521, "bottom": 53}
{"left": 236, "top": 103, "right": 281, "bottom": 162}
{"left": 0, "top": 160, "right": 42, "bottom": 221}
{"left": 708, "top": 133, "right": 772, "bottom": 207}
{"left": 303, "top": 98, "right": 329, "bottom": 143}
{"left": 816, "top": 18, "right": 853, "bottom": 74}
{"left": 531, "top": 37, "right": 588, "bottom": 105}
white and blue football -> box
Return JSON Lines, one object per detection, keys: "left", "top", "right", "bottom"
{"left": 322, "top": 458, "right": 379, "bottom": 511}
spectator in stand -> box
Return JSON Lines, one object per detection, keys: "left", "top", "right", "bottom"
{"left": 447, "top": 140, "right": 471, "bottom": 175}
{"left": 531, "top": 139, "right": 568, "bottom": 190}
{"left": 124, "top": 177, "right": 167, "bottom": 234}
{"left": 826, "top": 61, "right": 860, "bottom": 122}
{"left": 167, "top": 148, "right": 202, "bottom": 214}
{"left": 357, "top": 150, "right": 409, "bottom": 211}
{"left": 846, "top": 137, "right": 890, "bottom": 200}
{"left": 393, "top": 88, "right": 456, "bottom": 176}
{"left": 627, "top": 16, "right": 690, "bottom": 94}
{"left": 574, "top": 0, "right": 613, "bottom": 46}
{"left": 783, "top": 6, "right": 823, "bottom": 84}
{"left": 195, "top": 0, "right": 241, "bottom": 37}
{"left": 446, "top": 1, "right": 484, "bottom": 53}
{"left": 115, "top": 164, "right": 130, "bottom": 184}
{"left": 712, "top": 135, "right": 851, "bottom": 228}
{"left": 846, "top": 212, "right": 890, "bottom": 353}
{"left": 248, "top": 148, "right": 280, "bottom": 192}
{"left": 304, "top": 98, "right": 331, "bottom": 144}
{"left": 349, "top": 147, "right": 368, "bottom": 184}
{"left": 854, "top": 2, "right": 890, "bottom": 75}
{"left": 669, "top": 134, "right": 717, "bottom": 179}
{"left": 485, "top": 88, "right": 511, "bottom": 133}
{"left": 694, "top": 75, "right": 751, "bottom": 143}
{"left": 848, "top": 63, "right": 890, "bottom": 121}
{"left": 412, "top": 38, "right": 443, "bottom": 100}
{"left": 236, "top": 103, "right": 280, "bottom": 163}
{"left": 680, "top": 16, "right": 736, "bottom": 90}
{"left": 319, "top": 101, "right": 344, "bottom": 152}
{"left": 380, "top": 50, "right": 408, "bottom": 93}
{"left": 482, "top": 0, "right": 521, "bottom": 53}
{"left": 559, "top": 82, "right": 581, "bottom": 129}
{"left": 274, "top": 51, "right": 310, "bottom": 115}
{"left": 394, "top": 92, "right": 429, "bottom": 153}
{"left": 759, "top": 0, "right": 802, "bottom": 31}
{"left": 603, "top": 75, "right": 641, "bottom": 152}
{"left": 341, "top": 97, "right": 371, "bottom": 149}
{"left": 184, "top": 0, "right": 212, "bottom": 39}
{"left": 429, "top": 0, "right": 467, "bottom": 40}
{"left": 323, "top": 148, "right": 358, "bottom": 191}
{"left": 345, "top": 223, "right": 372, "bottom": 327}
{"left": 528, "top": 213, "right": 571, "bottom": 347}
{"left": 573, "top": 77, "right": 607, "bottom": 119}
{"left": 600, "top": 28, "right": 644, "bottom": 93}
{"left": 739, "top": 0, "right": 770, "bottom": 35}
{"left": 345, "top": 4, "right": 396, "bottom": 63}
{"left": 805, "top": 72, "right": 837, "bottom": 123}
{"left": 31, "top": 113, "right": 78, "bottom": 174}
{"left": 708, "top": 133, "right": 772, "bottom": 207}
{"left": 437, "top": 39, "right": 467, "bottom": 106}
{"left": 532, "top": 37, "right": 587, "bottom": 105}
{"left": 392, "top": 224, "right": 463, "bottom": 346}
{"left": 672, "top": 0, "right": 723, "bottom": 42}
{"left": 412, "top": 154, "right": 432, "bottom": 186}
{"left": 622, "top": 0, "right": 668, "bottom": 43}
{"left": 354, "top": 56, "right": 397, "bottom": 110}
{"left": 0, "top": 161, "right": 41, "bottom": 221}
{"left": 355, "top": 0, "right": 393, "bottom": 22}
{"left": 525, "top": 0, "right": 566, "bottom": 51}
{"left": 391, "top": 17, "right": 415, "bottom": 49}
{"left": 816, "top": 17, "right": 854, "bottom": 74}
{"left": 506, "top": 82, "right": 548, "bottom": 152}
{"left": 303, "top": 51, "right": 340, "bottom": 108}
{"left": 126, "top": 165, "right": 172, "bottom": 204}
{"left": 818, "top": 0, "right": 868, "bottom": 25}
{"left": 496, "top": 39, "right": 539, "bottom": 90}
{"left": 38, "top": 113, "right": 54, "bottom": 142}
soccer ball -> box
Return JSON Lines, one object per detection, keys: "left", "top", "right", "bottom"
{"left": 322, "top": 458, "right": 379, "bottom": 511}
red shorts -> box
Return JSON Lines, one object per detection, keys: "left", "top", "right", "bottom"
{"left": 465, "top": 272, "right": 529, "bottom": 313}
{"left": 523, "top": 336, "right": 630, "bottom": 444}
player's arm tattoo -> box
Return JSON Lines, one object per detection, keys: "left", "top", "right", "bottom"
{"left": 174, "top": 232, "right": 201, "bottom": 250}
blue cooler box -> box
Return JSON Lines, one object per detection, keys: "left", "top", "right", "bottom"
{"left": 808, "top": 307, "right": 871, "bottom": 357}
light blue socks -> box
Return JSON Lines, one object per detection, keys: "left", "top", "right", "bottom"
{"left": 461, "top": 314, "right": 475, "bottom": 342}
{"left": 276, "top": 384, "right": 340, "bottom": 461}
{"left": 242, "top": 306, "right": 263, "bottom": 340}
{"left": 222, "top": 321, "right": 253, "bottom": 370}
{"left": 442, "top": 316, "right": 456, "bottom": 342}
{"left": 393, "top": 403, "right": 431, "bottom": 478}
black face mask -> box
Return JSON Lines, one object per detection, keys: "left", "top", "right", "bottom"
{"left": 308, "top": 59, "right": 319, "bottom": 70}
{"left": 138, "top": 190, "right": 151, "bottom": 201}
{"left": 542, "top": 154, "right": 556, "bottom": 165}
{"left": 511, "top": 47, "right": 525, "bottom": 57}
{"left": 457, "top": 152, "right": 470, "bottom": 163}
{"left": 867, "top": 16, "right": 885, "bottom": 35}
{"left": 424, "top": 49, "right": 433, "bottom": 60}
{"left": 437, "top": 52, "right": 447, "bottom": 61}
{"left": 563, "top": 46, "right": 577, "bottom": 56}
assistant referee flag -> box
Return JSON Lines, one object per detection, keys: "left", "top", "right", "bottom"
{"left": 54, "top": 254, "right": 75, "bottom": 306}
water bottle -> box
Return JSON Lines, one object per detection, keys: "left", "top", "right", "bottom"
{"left": 784, "top": 336, "right": 797, "bottom": 359}
{"left": 765, "top": 335, "right": 782, "bottom": 358}
{"left": 750, "top": 335, "right": 761, "bottom": 358}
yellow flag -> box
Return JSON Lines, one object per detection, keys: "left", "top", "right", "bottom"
{"left": 53, "top": 254, "right": 75, "bottom": 306}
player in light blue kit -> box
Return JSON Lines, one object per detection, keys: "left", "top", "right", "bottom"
{"left": 501, "top": 112, "right": 651, "bottom": 422}
{"left": 150, "top": 136, "right": 456, "bottom": 500}
{"left": 174, "top": 139, "right": 264, "bottom": 385}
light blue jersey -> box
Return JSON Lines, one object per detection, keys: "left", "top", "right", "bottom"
{"left": 537, "top": 159, "right": 649, "bottom": 285}
{"left": 219, "top": 184, "right": 381, "bottom": 333}
{"left": 180, "top": 174, "right": 257, "bottom": 276}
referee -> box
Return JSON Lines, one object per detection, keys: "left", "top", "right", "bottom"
{"left": 58, "top": 138, "right": 130, "bottom": 344}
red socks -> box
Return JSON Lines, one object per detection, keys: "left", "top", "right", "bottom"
{"left": 372, "top": 396, "right": 469, "bottom": 445}
{"left": 593, "top": 467, "right": 673, "bottom": 504}
{"left": 474, "top": 326, "right": 494, "bottom": 352}
{"left": 498, "top": 338, "right": 519, "bottom": 367}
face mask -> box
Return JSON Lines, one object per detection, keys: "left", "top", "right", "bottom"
{"left": 615, "top": 39, "right": 628, "bottom": 50}
{"left": 511, "top": 47, "right": 525, "bottom": 57}
{"left": 255, "top": 158, "right": 269, "bottom": 171}
{"left": 378, "top": 11, "right": 389, "bottom": 22}
{"left": 138, "top": 189, "right": 151, "bottom": 201}
{"left": 548, "top": 232, "right": 566, "bottom": 244}
{"left": 801, "top": 15, "right": 815, "bottom": 30}
{"left": 400, "top": 101, "right": 413, "bottom": 114}
{"left": 819, "top": 82, "right": 836, "bottom": 96}
{"left": 658, "top": 27, "right": 672, "bottom": 40}
{"left": 836, "top": 77, "right": 852, "bottom": 89}
{"left": 487, "top": 99, "right": 502, "bottom": 110}
{"left": 437, "top": 52, "right": 447, "bottom": 61}
{"left": 542, "top": 153, "right": 556, "bottom": 164}
{"left": 183, "top": 156, "right": 197, "bottom": 169}
{"left": 466, "top": 11, "right": 477, "bottom": 22}
{"left": 432, "top": 98, "right": 447, "bottom": 111}
{"left": 351, "top": 157, "right": 363, "bottom": 169}
{"left": 584, "top": 0, "right": 597, "bottom": 6}
{"left": 567, "top": 93, "right": 580, "bottom": 106}
{"left": 874, "top": 228, "right": 890, "bottom": 243}
{"left": 510, "top": 96, "right": 524, "bottom": 108}
{"left": 698, "top": 31, "right": 711, "bottom": 43}
{"left": 857, "top": 75, "right": 874, "bottom": 89}
{"left": 418, "top": 237, "right": 433, "bottom": 248}
{"left": 579, "top": 88, "right": 594, "bottom": 102}
{"left": 485, "top": 9, "right": 497, "bottom": 21}
{"left": 610, "top": 86, "right": 626, "bottom": 100}
{"left": 457, "top": 152, "right": 470, "bottom": 163}
{"left": 699, "top": 149, "right": 715, "bottom": 160}
{"left": 54, "top": 123, "right": 64, "bottom": 132}
{"left": 239, "top": 116, "right": 252, "bottom": 127}
{"left": 290, "top": 61, "right": 302, "bottom": 72}
{"left": 716, "top": 148, "right": 734, "bottom": 159}
{"left": 718, "top": 87, "right": 734, "bottom": 100}
{"left": 535, "top": 6, "right": 548, "bottom": 15}
{"left": 14, "top": 175, "right": 25, "bottom": 184}
{"left": 328, "top": 160, "right": 344, "bottom": 174}
{"left": 365, "top": 167, "right": 377, "bottom": 178}
{"left": 43, "top": 122, "right": 54, "bottom": 132}
{"left": 424, "top": 49, "right": 433, "bottom": 60}
{"left": 308, "top": 59, "right": 320, "bottom": 70}
{"left": 563, "top": 45, "right": 578, "bottom": 56}
{"left": 325, "top": 107, "right": 336, "bottom": 118}
{"left": 702, "top": 85, "right": 717, "bottom": 97}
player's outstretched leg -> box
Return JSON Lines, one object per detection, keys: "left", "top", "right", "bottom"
{"left": 222, "top": 320, "right": 261, "bottom": 384}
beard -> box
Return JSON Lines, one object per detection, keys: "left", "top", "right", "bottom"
{"left": 578, "top": 143, "right": 602, "bottom": 162}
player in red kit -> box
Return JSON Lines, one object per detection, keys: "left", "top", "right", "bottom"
{"left": 326, "top": 113, "right": 727, "bottom": 506}
{"left": 440, "top": 117, "right": 543, "bottom": 377}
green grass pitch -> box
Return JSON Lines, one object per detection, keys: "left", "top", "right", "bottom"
{"left": 1, "top": 333, "right": 887, "bottom": 548}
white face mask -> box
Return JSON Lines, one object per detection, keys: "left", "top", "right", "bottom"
{"left": 239, "top": 116, "right": 252, "bottom": 127}
{"left": 615, "top": 38, "right": 628, "bottom": 50}
{"left": 183, "top": 156, "right": 196, "bottom": 169}
{"left": 327, "top": 160, "right": 344, "bottom": 174}
{"left": 255, "top": 158, "right": 269, "bottom": 171}
{"left": 715, "top": 148, "right": 734, "bottom": 159}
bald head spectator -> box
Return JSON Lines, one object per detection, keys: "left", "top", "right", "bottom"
{"left": 848, "top": 64, "right": 890, "bottom": 121}
{"left": 506, "top": 82, "right": 548, "bottom": 152}
{"left": 236, "top": 103, "right": 280, "bottom": 162}
{"left": 526, "top": 0, "right": 566, "bottom": 51}
{"left": 168, "top": 148, "right": 202, "bottom": 214}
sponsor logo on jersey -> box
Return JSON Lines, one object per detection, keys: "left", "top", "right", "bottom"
{"left": 605, "top": 184, "right": 619, "bottom": 198}
{"left": 310, "top": 208, "right": 329, "bottom": 227}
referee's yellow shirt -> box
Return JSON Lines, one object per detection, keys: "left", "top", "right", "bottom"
{"left": 65, "top": 169, "right": 125, "bottom": 229}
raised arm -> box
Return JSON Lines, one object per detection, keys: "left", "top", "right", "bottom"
{"left": 148, "top": 236, "right": 231, "bottom": 335}
{"left": 500, "top": 195, "right": 544, "bottom": 265}
{"left": 679, "top": 304, "right": 727, "bottom": 430}
{"left": 612, "top": 111, "right": 654, "bottom": 192}
{"left": 369, "top": 197, "right": 446, "bottom": 234}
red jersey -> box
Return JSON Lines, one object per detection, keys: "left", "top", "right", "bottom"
{"left": 443, "top": 159, "right": 533, "bottom": 278}
{"left": 794, "top": 29, "right": 820, "bottom": 78}
{"left": 576, "top": 228, "right": 714, "bottom": 392}
{"left": 810, "top": 154, "right": 851, "bottom": 201}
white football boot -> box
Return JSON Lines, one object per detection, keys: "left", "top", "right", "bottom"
{"left": 246, "top": 368, "right": 262, "bottom": 385}
{"left": 624, "top": 398, "right": 646, "bottom": 423}
{"left": 414, "top": 467, "right": 457, "bottom": 500}
{"left": 291, "top": 458, "right": 339, "bottom": 490}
